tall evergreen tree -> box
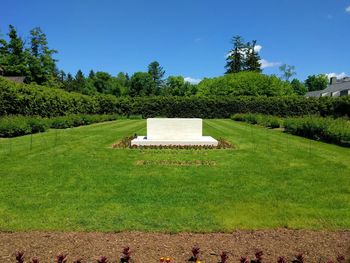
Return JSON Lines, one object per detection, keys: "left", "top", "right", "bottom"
{"left": 27, "top": 27, "right": 58, "bottom": 85}
{"left": 245, "top": 40, "right": 261, "bottom": 72}
{"left": 72, "top": 70, "right": 86, "bottom": 93}
{"left": 148, "top": 61, "right": 165, "bottom": 93}
{"left": 225, "top": 36, "right": 245, "bottom": 74}
{"left": 4, "top": 25, "right": 28, "bottom": 76}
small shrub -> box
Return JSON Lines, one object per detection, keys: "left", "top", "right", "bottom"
{"left": 120, "top": 246, "right": 131, "bottom": 263}
{"left": 15, "top": 251, "right": 25, "bottom": 263}
{"left": 292, "top": 253, "right": 304, "bottom": 263}
{"left": 55, "top": 253, "right": 68, "bottom": 263}
{"left": 97, "top": 256, "right": 108, "bottom": 263}
{"left": 219, "top": 251, "right": 229, "bottom": 263}
{"left": 188, "top": 245, "right": 200, "bottom": 262}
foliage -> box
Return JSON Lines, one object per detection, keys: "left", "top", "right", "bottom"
{"left": 225, "top": 36, "right": 261, "bottom": 73}
{"left": 0, "top": 114, "right": 118, "bottom": 137}
{"left": 197, "top": 72, "right": 294, "bottom": 96}
{"left": 162, "top": 75, "right": 197, "bottom": 96}
{"left": 232, "top": 113, "right": 350, "bottom": 147}
{"left": 0, "top": 115, "right": 47, "bottom": 137}
{"left": 0, "top": 25, "right": 58, "bottom": 86}
{"left": 279, "top": 64, "right": 296, "bottom": 82}
{"left": 284, "top": 116, "right": 350, "bottom": 147}
{"left": 305, "top": 74, "right": 328, "bottom": 92}
{"left": 188, "top": 245, "right": 200, "bottom": 262}
{"left": 290, "top": 79, "right": 307, "bottom": 95}
{"left": 120, "top": 247, "right": 131, "bottom": 263}
{"left": 14, "top": 250, "right": 346, "bottom": 263}
{"left": 1, "top": 77, "right": 350, "bottom": 119}
{"left": 148, "top": 61, "right": 165, "bottom": 91}
{"left": 231, "top": 113, "right": 281, "bottom": 128}
{"left": 129, "top": 72, "right": 156, "bottom": 96}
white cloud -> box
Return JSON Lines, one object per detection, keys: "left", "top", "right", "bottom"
{"left": 254, "top": 45, "right": 262, "bottom": 53}
{"left": 184, "top": 77, "right": 201, "bottom": 84}
{"left": 346, "top": 6, "right": 350, "bottom": 13}
{"left": 259, "top": 59, "right": 281, "bottom": 69}
{"left": 325, "top": 72, "right": 348, "bottom": 79}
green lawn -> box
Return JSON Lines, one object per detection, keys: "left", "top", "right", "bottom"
{"left": 0, "top": 119, "right": 349, "bottom": 232}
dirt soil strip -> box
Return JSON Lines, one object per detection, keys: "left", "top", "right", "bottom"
{"left": 1, "top": 230, "right": 349, "bottom": 263}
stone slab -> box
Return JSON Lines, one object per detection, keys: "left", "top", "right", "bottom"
{"left": 147, "top": 118, "right": 202, "bottom": 140}
{"left": 131, "top": 118, "right": 218, "bottom": 146}
{"left": 131, "top": 136, "right": 218, "bottom": 146}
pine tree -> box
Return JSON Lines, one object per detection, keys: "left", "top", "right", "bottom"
{"left": 225, "top": 36, "right": 245, "bottom": 74}
{"left": 5, "top": 25, "right": 28, "bottom": 76}
{"left": 148, "top": 61, "right": 165, "bottom": 93}
{"left": 245, "top": 40, "right": 261, "bottom": 72}
{"left": 27, "top": 27, "right": 58, "bottom": 85}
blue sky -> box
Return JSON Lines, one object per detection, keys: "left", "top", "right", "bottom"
{"left": 1, "top": 0, "right": 349, "bottom": 83}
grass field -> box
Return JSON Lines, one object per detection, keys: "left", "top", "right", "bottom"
{"left": 0, "top": 119, "right": 349, "bottom": 232}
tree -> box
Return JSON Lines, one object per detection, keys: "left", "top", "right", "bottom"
{"left": 196, "top": 71, "right": 294, "bottom": 97}
{"left": 164, "top": 76, "right": 185, "bottom": 96}
{"left": 290, "top": 78, "right": 307, "bottom": 95}
{"left": 63, "top": 73, "right": 74, "bottom": 92}
{"left": 72, "top": 70, "right": 86, "bottom": 93}
{"left": 27, "top": 27, "right": 58, "bottom": 85}
{"left": 2, "top": 25, "right": 28, "bottom": 76}
{"left": 116, "top": 72, "right": 130, "bottom": 95}
{"left": 305, "top": 74, "right": 328, "bottom": 92}
{"left": 279, "top": 64, "right": 296, "bottom": 82}
{"left": 225, "top": 36, "right": 245, "bottom": 74}
{"left": 148, "top": 61, "right": 165, "bottom": 93}
{"left": 129, "top": 72, "right": 156, "bottom": 97}
{"left": 245, "top": 40, "right": 261, "bottom": 72}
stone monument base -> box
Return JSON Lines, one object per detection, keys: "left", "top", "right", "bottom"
{"left": 131, "top": 136, "right": 218, "bottom": 146}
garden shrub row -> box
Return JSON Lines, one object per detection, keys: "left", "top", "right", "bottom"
{"left": 1, "top": 77, "right": 350, "bottom": 118}
{"left": 284, "top": 116, "right": 350, "bottom": 147}
{"left": 15, "top": 248, "right": 346, "bottom": 263}
{"left": 231, "top": 113, "right": 281, "bottom": 128}
{"left": 0, "top": 114, "right": 118, "bottom": 137}
{"left": 231, "top": 113, "right": 350, "bottom": 147}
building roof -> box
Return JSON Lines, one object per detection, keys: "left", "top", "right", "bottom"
{"left": 306, "top": 79, "right": 350, "bottom": 97}
{"left": 3, "top": 76, "right": 26, "bottom": 83}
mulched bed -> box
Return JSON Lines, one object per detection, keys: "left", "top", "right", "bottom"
{"left": 1, "top": 230, "right": 349, "bottom": 262}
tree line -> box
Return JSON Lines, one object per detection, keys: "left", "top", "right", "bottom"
{"left": 0, "top": 25, "right": 331, "bottom": 97}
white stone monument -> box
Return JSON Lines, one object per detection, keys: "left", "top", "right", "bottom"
{"left": 131, "top": 118, "right": 218, "bottom": 146}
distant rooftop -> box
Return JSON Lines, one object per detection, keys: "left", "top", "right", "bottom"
{"left": 306, "top": 76, "right": 350, "bottom": 98}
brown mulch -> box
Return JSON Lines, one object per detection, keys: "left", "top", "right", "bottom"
{"left": 1, "top": 230, "right": 349, "bottom": 263}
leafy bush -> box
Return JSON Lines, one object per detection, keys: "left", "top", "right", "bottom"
{"left": 197, "top": 72, "right": 294, "bottom": 96}
{"left": 232, "top": 113, "right": 350, "bottom": 147}
{"left": 1, "top": 77, "right": 350, "bottom": 118}
{"left": 231, "top": 113, "right": 281, "bottom": 128}
{"left": 0, "top": 114, "right": 118, "bottom": 137}
{"left": 0, "top": 116, "right": 47, "bottom": 137}
{"left": 284, "top": 116, "right": 350, "bottom": 147}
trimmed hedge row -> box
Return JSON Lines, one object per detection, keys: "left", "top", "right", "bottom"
{"left": 1, "top": 77, "right": 350, "bottom": 118}
{"left": 231, "top": 113, "right": 281, "bottom": 128}
{"left": 231, "top": 113, "right": 350, "bottom": 147}
{"left": 0, "top": 114, "right": 118, "bottom": 137}
{"left": 284, "top": 116, "right": 350, "bottom": 147}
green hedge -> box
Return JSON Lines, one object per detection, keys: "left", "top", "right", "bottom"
{"left": 1, "top": 77, "right": 350, "bottom": 118}
{"left": 231, "top": 113, "right": 350, "bottom": 147}
{"left": 284, "top": 116, "right": 350, "bottom": 147}
{"left": 231, "top": 113, "right": 281, "bottom": 128}
{"left": 0, "top": 114, "right": 118, "bottom": 137}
